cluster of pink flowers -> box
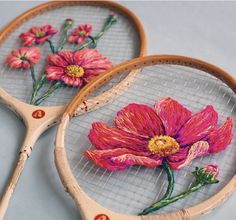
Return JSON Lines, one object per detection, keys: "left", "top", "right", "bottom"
{"left": 6, "top": 22, "right": 112, "bottom": 87}
{"left": 6, "top": 24, "right": 57, "bottom": 70}
{"left": 85, "top": 97, "right": 233, "bottom": 171}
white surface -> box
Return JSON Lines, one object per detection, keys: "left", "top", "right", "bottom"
{"left": 0, "top": 1, "right": 235, "bottom": 219}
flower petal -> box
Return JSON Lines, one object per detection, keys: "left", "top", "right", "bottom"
{"left": 206, "top": 117, "right": 233, "bottom": 153}
{"left": 155, "top": 97, "right": 192, "bottom": 136}
{"left": 42, "top": 24, "right": 58, "bottom": 35}
{"left": 58, "top": 50, "right": 74, "bottom": 64}
{"left": 6, "top": 56, "right": 22, "bottom": 69}
{"left": 47, "top": 54, "right": 68, "bottom": 67}
{"left": 84, "top": 148, "right": 161, "bottom": 171}
{"left": 25, "top": 47, "right": 41, "bottom": 64}
{"left": 19, "top": 33, "right": 36, "bottom": 46}
{"left": 67, "top": 36, "right": 78, "bottom": 43}
{"left": 74, "top": 49, "right": 112, "bottom": 69}
{"left": 88, "top": 122, "right": 148, "bottom": 151}
{"left": 115, "top": 104, "right": 164, "bottom": 138}
{"left": 167, "top": 141, "right": 209, "bottom": 170}
{"left": 61, "top": 75, "right": 83, "bottom": 87}
{"left": 111, "top": 154, "right": 162, "bottom": 169}
{"left": 176, "top": 105, "right": 218, "bottom": 146}
{"left": 84, "top": 148, "right": 136, "bottom": 171}
{"left": 45, "top": 66, "right": 64, "bottom": 81}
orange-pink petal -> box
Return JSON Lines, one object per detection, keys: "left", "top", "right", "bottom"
{"left": 206, "top": 117, "right": 233, "bottom": 153}
{"left": 45, "top": 66, "right": 64, "bottom": 81}
{"left": 58, "top": 50, "right": 74, "bottom": 64}
{"left": 155, "top": 97, "right": 192, "bottom": 137}
{"left": 88, "top": 122, "right": 148, "bottom": 152}
{"left": 61, "top": 75, "right": 83, "bottom": 87}
{"left": 177, "top": 105, "right": 218, "bottom": 146}
{"left": 25, "top": 47, "right": 41, "bottom": 64}
{"left": 84, "top": 148, "right": 161, "bottom": 171}
{"left": 115, "top": 103, "right": 164, "bottom": 138}
{"left": 167, "top": 141, "right": 209, "bottom": 170}
{"left": 47, "top": 54, "right": 68, "bottom": 67}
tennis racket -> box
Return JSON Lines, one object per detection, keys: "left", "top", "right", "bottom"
{"left": 0, "top": 1, "right": 146, "bottom": 219}
{"left": 55, "top": 55, "right": 236, "bottom": 220}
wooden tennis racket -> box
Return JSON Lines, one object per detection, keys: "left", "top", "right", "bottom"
{"left": 55, "top": 55, "right": 236, "bottom": 220}
{"left": 0, "top": 1, "right": 146, "bottom": 219}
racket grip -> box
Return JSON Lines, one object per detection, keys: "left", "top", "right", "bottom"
{"left": 0, "top": 152, "right": 28, "bottom": 220}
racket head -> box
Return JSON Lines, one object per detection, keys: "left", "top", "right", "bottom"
{"left": 0, "top": 0, "right": 146, "bottom": 109}
{"left": 55, "top": 55, "right": 236, "bottom": 220}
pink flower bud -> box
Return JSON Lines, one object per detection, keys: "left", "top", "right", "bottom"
{"left": 203, "top": 164, "right": 219, "bottom": 178}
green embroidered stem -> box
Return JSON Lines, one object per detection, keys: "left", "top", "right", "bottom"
{"left": 33, "top": 81, "right": 63, "bottom": 106}
{"left": 139, "top": 183, "right": 203, "bottom": 215}
{"left": 30, "top": 65, "right": 36, "bottom": 86}
{"left": 162, "top": 161, "right": 174, "bottom": 200}
{"left": 57, "top": 19, "right": 74, "bottom": 52}
{"left": 30, "top": 73, "right": 47, "bottom": 105}
{"left": 46, "top": 39, "right": 56, "bottom": 53}
{"left": 77, "top": 14, "right": 117, "bottom": 50}
{"left": 57, "top": 31, "right": 68, "bottom": 52}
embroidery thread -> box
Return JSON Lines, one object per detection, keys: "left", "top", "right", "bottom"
{"left": 84, "top": 97, "right": 233, "bottom": 214}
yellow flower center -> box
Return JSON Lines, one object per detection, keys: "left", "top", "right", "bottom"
{"left": 147, "top": 135, "right": 180, "bottom": 157}
{"left": 78, "top": 31, "right": 86, "bottom": 36}
{"left": 36, "top": 31, "right": 46, "bottom": 38}
{"left": 65, "top": 65, "right": 84, "bottom": 78}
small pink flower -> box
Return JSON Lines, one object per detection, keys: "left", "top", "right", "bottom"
{"left": 203, "top": 164, "right": 219, "bottom": 178}
{"left": 45, "top": 49, "right": 112, "bottom": 87}
{"left": 67, "top": 24, "right": 92, "bottom": 44}
{"left": 84, "top": 98, "right": 233, "bottom": 171}
{"left": 19, "top": 25, "right": 58, "bottom": 46}
{"left": 6, "top": 47, "right": 41, "bottom": 69}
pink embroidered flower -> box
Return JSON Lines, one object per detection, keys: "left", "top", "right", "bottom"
{"left": 45, "top": 49, "right": 112, "bottom": 87}
{"left": 6, "top": 47, "right": 41, "bottom": 69}
{"left": 67, "top": 24, "right": 92, "bottom": 44}
{"left": 19, "top": 25, "right": 58, "bottom": 46}
{"left": 84, "top": 97, "right": 233, "bottom": 171}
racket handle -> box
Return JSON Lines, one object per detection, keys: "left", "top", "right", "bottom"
{"left": 0, "top": 153, "right": 28, "bottom": 220}
{"left": 0, "top": 123, "right": 43, "bottom": 219}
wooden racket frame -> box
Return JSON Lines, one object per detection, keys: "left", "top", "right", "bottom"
{"left": 0, "top": 1, "right": 146, "bottom": 219}
{"left": 55, "top": 55, "right": 236, "bottom": 220}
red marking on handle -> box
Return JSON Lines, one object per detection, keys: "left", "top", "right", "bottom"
{"left": 32, "top": 109, "right": 45, "bottom": 119}
{"left": 94, "top": 214, "right": 110, "bottom": 220}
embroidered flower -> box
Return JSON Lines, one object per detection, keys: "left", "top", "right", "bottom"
{"left": 67, "top": 24, "right": 92, "bottom": 44}
{"left": 6, "top": 47, "right": 41, "bottom": 69}
{"left": 45, "top": 49, "right": 112, "bottom": 87}
{"left": 84, "top": 97, "right": 233, "bottom": 171}
{"left": 19, "top": 25, "right": 58, "bottom": 46}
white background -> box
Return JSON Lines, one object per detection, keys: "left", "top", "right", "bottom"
{"left": 0, "top": 1, "right": 235, "bottom": 219}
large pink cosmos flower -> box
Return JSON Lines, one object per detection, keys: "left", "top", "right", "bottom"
{"left": 67, "top": 24, "right": 92, "bottom": 44}
{"left": 85, "top": 98, "right": 233, "bottom": 171}
{"left": 45, "top": 49, "right": 112, "bottom": 87}
{"left": 6, "top": 47, "right": 41, "bottom": 69}
{"left": 19, "top": 25, "right": 58, "bottom": 46}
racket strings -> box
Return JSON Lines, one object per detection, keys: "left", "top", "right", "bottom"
{"left": 64, "top": 64, "right": 236, "bottom": 214}
{"left": 0, "top": 5, "right": 141, "bottom": 106}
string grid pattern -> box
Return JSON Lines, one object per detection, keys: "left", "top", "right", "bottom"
{"left": 65, "top": 64, "right": 236, "bottom": 215}
{"left": 0, "top": 5, "right": 140, "bottom": 106}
